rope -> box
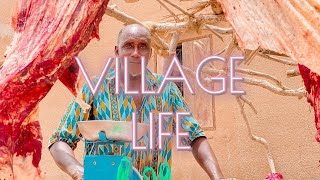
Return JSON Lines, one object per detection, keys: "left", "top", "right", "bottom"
{"left": 117, "top": 157, "right": 132, "bottom": 180}
{"left": 142, "top": 167, "right": 157, "bottom": 180}
{"left": 142, "top": 162, "right": 171, "bottom": 180}
{"left": 117, "top": 158, "right": 171, "bottom": 180}
{"left": 159, "top": 162, "right": 171, "bottom": 180}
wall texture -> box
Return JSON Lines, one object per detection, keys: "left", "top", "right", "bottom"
{"left": 0, "top": 0, "right": 319, "bottom": 179}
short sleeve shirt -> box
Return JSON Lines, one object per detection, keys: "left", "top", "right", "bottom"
{"left": 48, "top": 68, "right": 205, "bottom": 176}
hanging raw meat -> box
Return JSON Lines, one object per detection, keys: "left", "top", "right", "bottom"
{"left": 0, "top": 0, "right": 109, "bottom": 179}
{"left": 216, "top": 0, "right": 320, "bottom": 142}
{"left": 216, "top": 0, "right": 320, "bottom": 75}
{"left": 298, "top": 64, "right": 320, "bottom": 143}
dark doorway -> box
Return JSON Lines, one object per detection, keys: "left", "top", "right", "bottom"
{"left": 175, "top": 45, "right": 184, "bottom": 96}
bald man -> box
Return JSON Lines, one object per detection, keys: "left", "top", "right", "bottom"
{"left": 49, "top": 24, "right": 225, "bottom": 180}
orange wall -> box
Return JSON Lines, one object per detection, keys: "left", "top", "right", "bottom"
{"left": 1, "top": 0, "right": 320, "bottom": 179}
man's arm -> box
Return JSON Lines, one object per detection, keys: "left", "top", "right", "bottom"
{"left": 169, "top": 82, "right": 225, "bottom": 179}
{"left": 48, "top": 83, "right": 93, "bottom": 179}
{"left": 191, "top": 136, "right": 224, "bottom": 180}
{"left": 49, "top": 141, "right": 84, "bottom": 180}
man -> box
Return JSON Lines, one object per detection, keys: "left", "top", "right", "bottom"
{"left": 49, "top": 24, "right": 225, "bottom": 179}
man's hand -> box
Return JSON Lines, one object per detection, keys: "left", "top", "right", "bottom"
{"left": 69, "top": 165, "right": 84, "bottom": 180}
{"left": 191, "top": 136, "right": 224, "bottom": 180}
{"left": 49, "top": 141, "right": 84, "bottom": 179}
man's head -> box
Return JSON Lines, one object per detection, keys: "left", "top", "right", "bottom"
{"left": 115, "top": 24, "right": 152, "bottom": 76}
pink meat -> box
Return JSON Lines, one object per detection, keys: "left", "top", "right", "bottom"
{"left": 0, "top": 0, "right": 109, "bottom": 179}
{"left": 217, "top": 0, "right": 320, "bottom": 75}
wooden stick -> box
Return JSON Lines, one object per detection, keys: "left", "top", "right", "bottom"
{"left": 243, "top": 46, "right": 261, "bottom": 65}
{"left": 151, "top": 32, "right": 170, "bottom": 52}
{"left": 235, "top": 97, "right": 276, "bottom": 173}
{"left": 187, "top": 0, "right": 210, "bottom": 15}
{"left": 150, "top": 14, "right": 225, "bottom": 32}
{"left": 239, "top": 95, "right": 257, "bottom": 114}
{"left": 155, "top": 0, "right": 180, "bottom": 22}
{"left": 106, "top": 5, "right": 169, "bottom": 51}
{"left": 235, "top": 67, "right": 290, "bottom": 90}
{"left": 162, "top": 0, "right": 194, "bottom": 17}
{"left": 204, "top": 24, "right": 224, "bottom": 42}
{"left": 286, "top": 69, "right": 300, "bottom": 78}
{"left": 203, "top": 24, "right": 233, "bottom": 34}
{"left": 197, "top": 14, "right": 225, "bottom": 23}
{"left": 258, "top": 53, "right": 298, "bottom": 66}
{"left": 182, "top": 65, "right": 216, "bottom": 84}
{"left": 242, "top": 77, "right": 306, "bottom": 97}
{"left": 194, "top": 65, "right": 304, "bottom": 97}
{"left": 149, "top": 21, "right": 189, "bottom": 32}
{"left": 169, "top": 31, "right": 181, "bottom": 54}
{"left": 262, "top": 49, "right": 290, "bottom": 57}
{"left": 223, "top": 34, "right": 236, "bottom": 70}
{"left": 214, "top": 47, "right": 226, "bottom": 56}
{"left": 106, "top": 4, "right": 142, "bottom": 25}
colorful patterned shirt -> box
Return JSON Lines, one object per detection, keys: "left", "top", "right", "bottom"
{"left": 49, "top": 68, "right": 205, "bottom": 176}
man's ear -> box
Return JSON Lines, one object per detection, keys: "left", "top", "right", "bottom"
{"left": 115, "top": 46, "right": 119, "bottom": 56}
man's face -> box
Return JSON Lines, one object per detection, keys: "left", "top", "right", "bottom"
{"left": 115, "top": 26, "right": 152, "bottom": 76}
